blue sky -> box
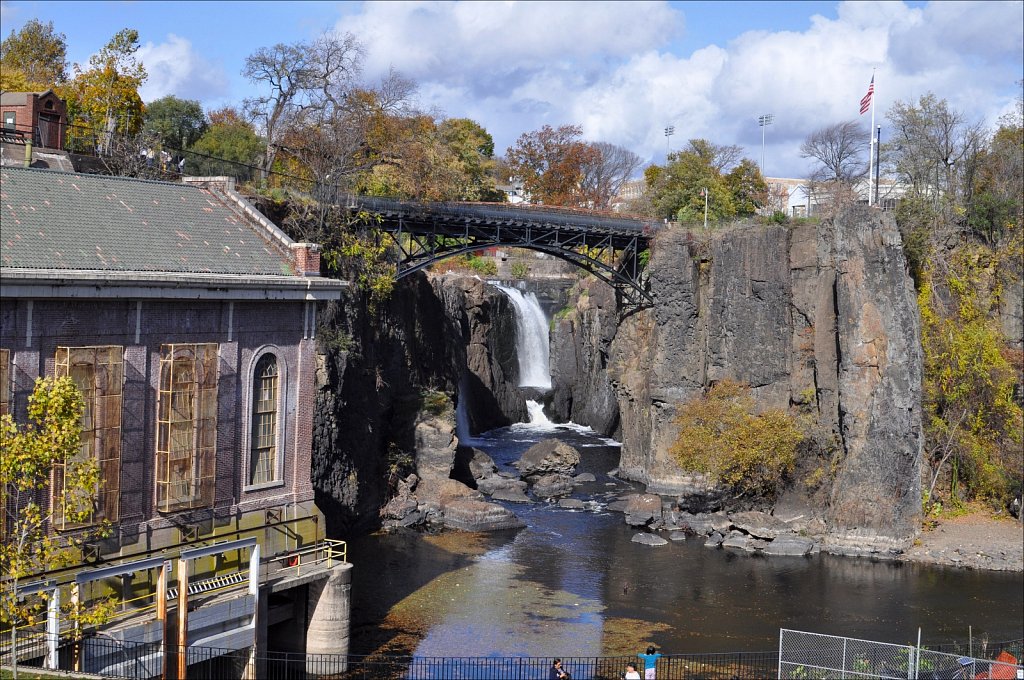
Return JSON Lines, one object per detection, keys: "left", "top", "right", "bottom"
{"left": 2, "top": 1, "right": 1021, "bottom": 178}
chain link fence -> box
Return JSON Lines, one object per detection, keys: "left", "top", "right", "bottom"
{"left": 779, "top": 629, "right": 1023, "bottom": 680}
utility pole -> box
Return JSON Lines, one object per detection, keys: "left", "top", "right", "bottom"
{"left": 758, "top": 114, "right": 774, "bottom": 174}
{"left": 702, "top": 187, "right": 708, "bottom": 230}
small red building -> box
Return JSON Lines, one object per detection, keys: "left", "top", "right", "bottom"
{"left": 0, "top": 89, "right": 67, "bottom": 149}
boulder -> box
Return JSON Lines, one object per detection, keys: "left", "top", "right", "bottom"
{"left": 669, "top": 531, "right": 687, "bottom": 542}
{"left": 514, "top": 439, "right": 581, "bottom": 479}
{"left": 467, "top": 448, "right": 498, "bottom": 480}
{"left": 442, "top": 499, "right": 525, "bottom": 532}
{"left": 705, "top": 531, "right": 725, "bottom": 547}
{"left": 631, "top": 532, "right": 669, "bottom": 546}
{"left": 624, "top": 494, "right": 663, "bottom": 527}
{"left": 573, "top": 472, "right": 597, "bottom": 483}
{"left": 477, "top": 475, "right": 528, "bottom": 496}
{"left": 730, "top": 510, "right": 789, "bottom": 540}
{"left": 491, "top": 487, "right": 534, "bottom": 504}
{"left": 531, "top": 473, "right": 575, "bottom": 499}
{"left": 558, "top": 498, "right": 586, "bottom": 510}
{"left": 721, "top": 531, "right": 754, "bottom": 551}
{"left": 763, "top": 536, "right": 816, "bottom": 556}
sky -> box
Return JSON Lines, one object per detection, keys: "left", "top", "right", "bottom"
{"left": 2, "top": 0, "right": 1022, "bottom": 179}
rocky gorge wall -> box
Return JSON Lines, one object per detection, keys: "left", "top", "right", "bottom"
{"left": 312, "top": 274, "right": 525, "bottom": 535}
{"left": 551, "top": 205, "right": 925, "bottom": 555}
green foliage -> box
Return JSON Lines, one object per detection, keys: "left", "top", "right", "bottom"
{"left": 434, "top": 253, "right": 498, "bottom": 276}
{"left": 189, "top": 107, "right": 264, "bottom": 179}
{"left": 638, "top": 249, "right": 651, "bottom": 268}
{"left": 509, "top": 261, "right": 530, "bottom": 279}
{"left": 644, "top": 139, "right": 765, "bottom": 223}
{"left": 420, "top": 390, "right": 453, "bottom": 417}
{"left": 918, "top": 242, "right": 1024, "bottom": 509}
{"left": 1, "top": 377, "right": 113, "bottom": 651}
{"left": 59, "top": 28, "right": 146, "bottom": 153}
{"left": 669, "top": 380, "right": 805, "bottom": 499}
{"left": 0, "top": 18, "right": 68, "bottom": 88}
{"left": 143, "top": 95, "right": 207, "bottom": 152}
{"left": 317, "top": 325, "right": 354, "bottom": 355}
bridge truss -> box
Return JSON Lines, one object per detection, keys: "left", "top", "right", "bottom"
{"left": 348, "top": 195, "right": 658, "bottom": 308}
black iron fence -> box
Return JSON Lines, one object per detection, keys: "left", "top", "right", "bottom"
{"left": 2, "top": 634, "right": 1020, "bottom": 680}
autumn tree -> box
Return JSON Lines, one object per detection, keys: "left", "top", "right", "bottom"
{"left": 0, "top": 19, "right": 68, "bottom": 90}
{"left": 143, "top": 95, "right": 207, "bottom": 153}
{"left": 1, "top": 377, "right": 112, "bottom": 676}
{"left": 800, "top": 120, "right": 870, "bottom": 184}
{"left": 968, "top": 97, "right": 1023, "bottom": 243}
{"left": 59, "top": 28, "right": 146, "bottom": 154}
{"left": 670, "top": 380, "right": 805, "bottom": 499}
{"left": 505, "top": 124, "right": 600, "bottom": 207}
{"left": 242, "top": 32, "right": 363, "bottom": 180}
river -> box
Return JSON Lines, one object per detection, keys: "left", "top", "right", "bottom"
{"left": 347, "top": 419, "right": 1024, "bottom": 658}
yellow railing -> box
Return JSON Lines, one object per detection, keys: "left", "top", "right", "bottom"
{"left": 279, "top": 539, "right": 347, "bottom": 577}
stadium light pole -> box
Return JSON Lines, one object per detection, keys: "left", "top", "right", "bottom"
{"left": 665, "top": 125, "right": 675, "bottom": 156}
{"left": 758, "top": 114, "right": 774, "bottom": 174}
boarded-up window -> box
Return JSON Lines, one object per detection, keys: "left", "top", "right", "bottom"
{"left": 249, "top": 355, "right": 279, "bottom": 486}
{"left": 0, "top": 348, "right": 9, "bottom": 417}
{"left": 156, "top": 344, "right": 218, "bottom": 512}
{"left": 54, "top": 346, "right": 123, "bottom": 527}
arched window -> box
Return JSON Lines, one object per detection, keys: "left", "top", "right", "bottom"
{"left": 249, "top": 354, "right": 279, "bottom": 486}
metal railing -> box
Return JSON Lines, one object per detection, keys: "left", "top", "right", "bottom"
{"left": 273, "top": 538, "right": 348, "bottom": 578}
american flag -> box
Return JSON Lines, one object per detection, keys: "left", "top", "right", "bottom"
{"left": 859, "top": 76, "right": 875, "bottom": 115}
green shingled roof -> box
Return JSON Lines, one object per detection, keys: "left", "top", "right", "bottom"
{"left": 1, "top": 167, "right": 297, "bottom": 276}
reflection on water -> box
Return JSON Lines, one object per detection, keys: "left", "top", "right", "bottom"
{"left": 349, "top": 423, "right": 1024, "bottom": 657}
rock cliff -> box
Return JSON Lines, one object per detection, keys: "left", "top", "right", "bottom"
{"left": 551, "top": 206, "right": 925, "bottom": 554}
{"left": 313, "top": 273, "right": 524, "bottom": 535}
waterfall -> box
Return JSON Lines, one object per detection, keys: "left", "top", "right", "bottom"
{"left": 455, "top": 376, "right": 476, "bottom": 446}
{"left": 495, "top": 284, "right": 551, "bottom": 389}
{"left": 526, "top": 399, "right": 553, "bottom": 426}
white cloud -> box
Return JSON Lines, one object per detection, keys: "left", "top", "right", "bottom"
{"left": 138, "top": 34, "right": 229, "bottom": 104}
{"left": 334, "top": 0, "right": 1023, "bottom": 178}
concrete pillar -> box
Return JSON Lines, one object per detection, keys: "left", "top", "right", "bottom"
{"left": 304, "top": 562, "right": 352, "bottom": 677}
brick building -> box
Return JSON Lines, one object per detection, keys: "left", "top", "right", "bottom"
{"left": 0, "top": 167, "right": 350, "bottom": 676}
{"left": 1, "top": 90, "right": 67, "bottom": 149}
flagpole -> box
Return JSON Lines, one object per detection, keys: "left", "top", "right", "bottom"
{"left": 868, "top": 68, "right": 876, "bottom": 206}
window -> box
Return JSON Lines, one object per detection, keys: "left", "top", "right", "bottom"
{"left": 3, "top": 112, "right": 14, "bottom": 130}
{"left": 156, "top": 344, "right": 218, "bottom": 512}
{"left": 54, "top": 346, "right": 123, "bottom": 527}
{"left": 0, "top": 349, "right": 9, "bottom": 417}
{"left": 249, "top": 354, "right": 279, "bottom": 486}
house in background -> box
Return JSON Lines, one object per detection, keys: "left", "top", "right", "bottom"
{"left": 0, "top": 90, "right": 74, "bottom": 171}
{"left": 0, "top": 90, "right": 67, "bottom": 149}
{"left": 1, "top": 167, "right": 350, "bottom": 677}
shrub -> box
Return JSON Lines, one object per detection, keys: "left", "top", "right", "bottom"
{"left": 669, "top": 380, "right": 805, "bottom": 499}
{"left": 510, "top": 261, "right": 530, "bottom": 279}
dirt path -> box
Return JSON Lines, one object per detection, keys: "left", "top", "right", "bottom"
{"left": 901, "top": 511, "right": 1023, "bottom": 571}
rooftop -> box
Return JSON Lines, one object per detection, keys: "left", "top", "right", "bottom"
{"left": 1, "top": 167, "right": 299, "bottom": 277}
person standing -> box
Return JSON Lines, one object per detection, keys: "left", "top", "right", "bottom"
{"left": 549, "top": 658, "right": 568, "bottom": 680}
{"left": 637, "top": 645, "right": 663, "bottom": 680}
{"left": 623, "top": 663, "right": 642, "bottom": 679}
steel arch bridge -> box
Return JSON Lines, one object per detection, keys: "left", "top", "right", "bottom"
{"left": 346, "top": 195, "right": 659, "bottom": 308}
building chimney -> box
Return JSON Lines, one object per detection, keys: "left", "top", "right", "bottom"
{"left": 290, "top": 243, "right": 322, "bottom": 277}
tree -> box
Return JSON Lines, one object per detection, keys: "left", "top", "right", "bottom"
{"left": 685, "top": 138, "right": 744, "bottom": 173}
{"left": 439, "top": 117, "right": 505, "bottom": 201}
{"left": 886, "top": 93, "right": 985, "bottom": 216}
{"left": 188, "top": 107, "right": 264, "bottom": 181}
{"left": 242, "top": 32, "right": 363, "bottom": 180}
{"left": 505, "top": 124, "right": 600, "bottom": 206}
{"left": 579, "top": 141, "right": 644, "bottom": 209}
{"left": 0, "top": 19, "right": 68, "bottom": 89}
{"left": 669, "top": 380, "right": 805, "bottom": 499}
{"left": 143, "top": 95, "right": 207, "bottom": 152}
{"left": 1, "top": 377, "right": 111, "bottom": 678}
{"left": 59, "top": 28, "right": 147, "bottom": 154}
{"left": 725, "top": 158, "right": 768, "bottom": 216}
{"left": 968, "top": 97, "right": 1023, "bottom": 243}
{"left": 800, "top": 120, "right": 870, "bottom": 183}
